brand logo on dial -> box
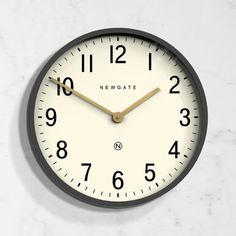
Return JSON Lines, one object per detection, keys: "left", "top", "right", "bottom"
{"left": 99, "top": 85, "right": 136, "bottom": 90}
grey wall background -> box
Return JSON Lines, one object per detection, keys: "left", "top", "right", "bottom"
{"left": 0, "top": 0, "right": 235, "bottom": 235}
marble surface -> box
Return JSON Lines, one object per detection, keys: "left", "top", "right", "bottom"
{"left": 0, "top": 0, "right": 236, "bottom": 235}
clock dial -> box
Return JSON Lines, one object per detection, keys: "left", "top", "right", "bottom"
{"left": 28, "top": 29, "right": 207, "bottom": 207}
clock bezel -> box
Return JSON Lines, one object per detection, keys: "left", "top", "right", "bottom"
{"left": 27, "top": 28, "right": 208, "bottom": 208}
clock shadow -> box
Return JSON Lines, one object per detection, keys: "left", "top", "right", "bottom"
{"left": 11, "top": 55, "right": 161, "bottom": 224}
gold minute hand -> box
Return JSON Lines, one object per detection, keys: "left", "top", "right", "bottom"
{"left": 121, "top": 87, "right": 160, "bottom": 116}
{"left": 49, "top": 77, "right": 114, "bottom": 116}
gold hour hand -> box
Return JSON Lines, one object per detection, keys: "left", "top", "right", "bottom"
{"left": 49, "top": 77, "right": 114, "bottom": 116}
{"left": 121, "top": 87, "right": 160, "bottom": 116}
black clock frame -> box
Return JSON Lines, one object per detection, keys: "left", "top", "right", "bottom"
{"left": 27, "top": 28, "right": 208, "bottom": 208}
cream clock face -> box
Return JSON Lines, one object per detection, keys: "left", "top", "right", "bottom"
{"left": 28, "top": 28, "right": 207, "bottom": 208}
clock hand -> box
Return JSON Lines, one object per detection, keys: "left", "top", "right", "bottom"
{"left": 49, "top": 77, "right": 114, "bottom": 117}
{"left": 120, "top": 87, "right": 160, "bottom": 117}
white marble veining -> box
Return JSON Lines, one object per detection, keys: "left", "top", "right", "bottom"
{"left": 0, "top": 0, "right": 236, "bottom": 235}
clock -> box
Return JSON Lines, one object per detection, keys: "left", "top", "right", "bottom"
{"left": 27, "top": 28, "right": 207, "bottom": 208}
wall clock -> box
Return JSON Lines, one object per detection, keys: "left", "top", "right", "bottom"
{"left": 27, "top": 28, "right": 207, "bottom": 208}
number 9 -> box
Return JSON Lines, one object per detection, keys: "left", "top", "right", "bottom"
{"left": 46, "top": 108, "right": 57, "bottom": 126}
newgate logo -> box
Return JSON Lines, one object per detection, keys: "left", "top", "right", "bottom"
{"left": 99, "top": 85, "right": 136, "bottom": 90}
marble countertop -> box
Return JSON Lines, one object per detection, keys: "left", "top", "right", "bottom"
{"left": 0, "top": 0, "right": 236, "bottom": 235}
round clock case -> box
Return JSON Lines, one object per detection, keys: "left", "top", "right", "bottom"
{"left": 27, "top": 28, "right": 207, "bottom": 208}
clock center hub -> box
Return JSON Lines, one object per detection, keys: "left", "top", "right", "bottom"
{"left": 112, "top": 112, "right": 124, "bottom": 123}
